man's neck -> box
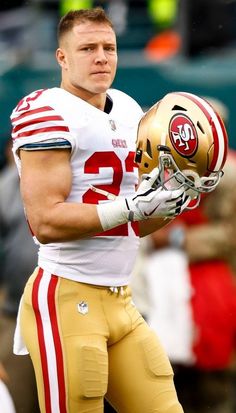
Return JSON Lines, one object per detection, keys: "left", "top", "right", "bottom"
{"left": 60, "top": 82, "right": 107, "bottom": 111}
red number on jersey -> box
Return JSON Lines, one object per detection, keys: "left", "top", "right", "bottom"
{"left": 16, "top": 89, "right": 46, "bottom": 112}
{"left": 83, "top": 151, "right": 139, "bottom": 236}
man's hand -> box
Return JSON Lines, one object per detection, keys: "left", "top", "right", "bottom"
{"left": 126, "top": 167, "right": 190, "bottom": 221}
{"left": 97, "top": 167, "right": 190, "bottom": 231}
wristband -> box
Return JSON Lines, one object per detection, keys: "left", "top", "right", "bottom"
{"left": 96, "top": 199, "right": 130, "bottom": 231}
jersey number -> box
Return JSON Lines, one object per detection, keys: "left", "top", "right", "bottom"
{"left": 83, "top": 151, "right": 139, "bottom": 236}
{"left": 16, "top": 89, "right": 46, "bottom": 112}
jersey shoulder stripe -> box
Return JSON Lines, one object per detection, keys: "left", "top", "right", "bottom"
{"left": 13, "top": 114, "right": 68, "bottom": 134}
{"left": 15, "top": 125, "right": 70, "bottom": 138}
{"left": 11, "top": 106, "right": 54, "bottom": 122}
{"left": 12, "top": 105, "right": 69, "bottom": 140}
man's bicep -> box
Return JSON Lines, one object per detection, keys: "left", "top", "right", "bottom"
{"left": 19, "top": 148, "right": 72, "bottom": 219}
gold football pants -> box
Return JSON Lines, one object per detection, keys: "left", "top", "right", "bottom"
{"left": 20, "top": 267, "right": 184, "bottom": 413}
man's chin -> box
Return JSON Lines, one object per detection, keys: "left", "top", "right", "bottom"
{"left": 93, "top": 83, "right": 112, "bottom": 94}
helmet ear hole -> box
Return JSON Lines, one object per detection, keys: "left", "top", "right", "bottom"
{"left": 146, "top": 139, "right": 152, "bottom": 158}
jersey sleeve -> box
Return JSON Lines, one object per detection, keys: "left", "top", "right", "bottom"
{"left": 10, "top": 89, "right": 75, "bottom": 160}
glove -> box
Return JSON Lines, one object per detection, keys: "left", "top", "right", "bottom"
{"left": 97, "top": 167, "right": 190, "bottom": 231}
{"left": 126, "top": 167, "right": 190, "bottom": 221}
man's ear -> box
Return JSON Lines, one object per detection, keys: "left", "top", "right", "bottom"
{"left": 56, "top": 48, "right": 67, "bottom": 69}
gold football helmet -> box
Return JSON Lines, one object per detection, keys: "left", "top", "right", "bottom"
{"left": 135, "top": 92, "right": 228, "bottom": 204}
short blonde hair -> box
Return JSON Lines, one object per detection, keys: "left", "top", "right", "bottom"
{"left": 57, "top": 7, "right": 114, "bottom": 44}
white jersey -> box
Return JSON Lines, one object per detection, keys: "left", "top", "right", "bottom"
{"left": 11, "top": 87, "right": 143, "bottom": 286}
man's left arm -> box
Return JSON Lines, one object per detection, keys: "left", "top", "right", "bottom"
{"left": 138, "top": 216, "right": 173, "bottom": 237}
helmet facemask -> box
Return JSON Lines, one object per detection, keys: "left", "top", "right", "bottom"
{"left": 152, "top": 146, "right": 223, "bottom": 209}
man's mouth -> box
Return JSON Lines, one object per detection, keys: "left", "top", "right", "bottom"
{"left": 91, "top": 71, "right": 110, "bottom": 75}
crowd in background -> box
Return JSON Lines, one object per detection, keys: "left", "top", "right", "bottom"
{"left": 0, "top": 0, "right": 236, "bottom": 57}
{"left": 0, "top": 1, "right": 236, "bottom": 412}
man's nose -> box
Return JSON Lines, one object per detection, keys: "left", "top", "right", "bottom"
{"left": 95, "top": 46, "right": 108, "bottom": 63}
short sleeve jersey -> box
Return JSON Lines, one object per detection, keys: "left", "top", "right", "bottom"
{"left": 11, "top": 87, "right": 143, "bottom": 286}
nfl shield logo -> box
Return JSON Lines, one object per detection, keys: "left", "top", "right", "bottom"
{"left": 109, "top": 119, "right": 116, "bottom": 131}
{"left": 77, "top": 301, "right": 89, "bottom": 315}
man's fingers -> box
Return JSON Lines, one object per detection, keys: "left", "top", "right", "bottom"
{"left": 169, "top": 186, "right": 186, "bottom": 200}
{"left": 166, "top": 193, "right": 191, "bottom": 216}
{"left": 179, "top": 194, "right": 191, "bottom": 211}
{"left": 143, "top": 167, "right": 160, "bottom": 186}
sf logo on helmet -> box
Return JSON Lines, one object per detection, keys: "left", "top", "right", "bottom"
{"left": 169, "top": 114, "right": 198, "bottom": 157}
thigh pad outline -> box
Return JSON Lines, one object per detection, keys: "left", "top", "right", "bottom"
{"left": 141, "top": 331, "right": 174, "bottom": 378}
{"left": 81, "top": 345, "right": 108, "bottom": 398}
{"left": 67, "top": 340, "right": 108, "bottom": 401}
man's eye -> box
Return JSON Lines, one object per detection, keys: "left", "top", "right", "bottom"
{"left": 82, "top": 47, "right": 93, "bottom": 51}
{"left": 105, "top": 47, "right": 116, "bottom": 52}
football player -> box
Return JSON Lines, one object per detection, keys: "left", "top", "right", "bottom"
{"left": 10, "top": 7, "right": 227, "bottom": 413}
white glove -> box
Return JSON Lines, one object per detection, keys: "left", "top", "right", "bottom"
{"left": 126, "top": 167, "right": 189, "bottom": 221}
{"left": 97, "top": 167, "right": 190, "bottom": 231}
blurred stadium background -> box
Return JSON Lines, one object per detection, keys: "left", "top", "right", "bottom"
{"left": 0, "top": 0, "right": 236, "bottom": 167}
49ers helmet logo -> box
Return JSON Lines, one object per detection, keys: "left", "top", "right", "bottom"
{"left": 169, "top": 114, "right": 198, "bottom": 157}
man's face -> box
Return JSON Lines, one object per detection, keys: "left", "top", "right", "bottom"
{"left": 57, "top": 22, "right": 118, "bottom": 97}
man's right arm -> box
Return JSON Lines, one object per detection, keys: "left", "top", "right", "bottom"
{"left": 20, "top": 149, "right": 104, "bottom": 243}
